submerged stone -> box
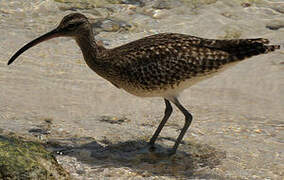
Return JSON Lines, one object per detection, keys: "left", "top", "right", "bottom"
{"left": 0, "top": 135, "right": 69, "bottom": 180}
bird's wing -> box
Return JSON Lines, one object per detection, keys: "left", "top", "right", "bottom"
{"left": 111, "top": 33, "right": 230, "bottom": 65}
{"left": 110, "top": 33, "right": 231, "bottom": 89}
{"left": 109, "top": 33, "right": 279, "bottom": 90}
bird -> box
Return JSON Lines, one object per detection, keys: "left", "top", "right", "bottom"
{"left": 8, "top": 13, "right": 280, "bottom": 155}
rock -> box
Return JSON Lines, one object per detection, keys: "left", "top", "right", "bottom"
{"left": 241, "top": 3, "right": 251, "bottom": 8}
{"left": 181, "top": 0, "right": 217, "bottom": 9}
{"left": 92, "top": 18, "right": 133, "bottom": 33}
{"left": 152, "top": 9, "right": 168, "bottom": 19}
{"left": 56, "top": 0, "right": 145, "bottom": 9}
{"left": 269, "top": 3, "right": 284, "bottom": 14}
{"left": 152, "top": 0, "right": 175, "bottom": 9}
{"left": 120, "top": 0, "right": 145, "bottom": 7}
{"left": 100, "top": 19, "right": 121, "bottom": 32}
{"left": 0, "top": 135, "right": 69, "bottom": 180}
{"left": 55, "top": 0, "right": 120, "bottom": 9}
{"left": 266, "top": 20, "right": 284, "bottom": 30}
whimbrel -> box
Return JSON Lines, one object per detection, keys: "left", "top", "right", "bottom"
{"left": 8, "top": 13, "right": 280, "bottom": 154}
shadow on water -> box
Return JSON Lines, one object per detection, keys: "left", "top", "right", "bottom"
{"left": 14, "top": 115, "right": 227, "bottom": 178}
{"left": 45, "top": 136, "right": 226, "bottom": 178}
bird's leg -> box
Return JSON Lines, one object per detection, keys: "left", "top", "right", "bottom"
{"left": 170, "top": 97, "right": 192, "bottom": 154}
{"left": 149, "top": 99, "right": 173, "bottom": 150}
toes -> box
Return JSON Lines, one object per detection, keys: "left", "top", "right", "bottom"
{"left": 148, "top": 145, "right": 156, "bottom": 152}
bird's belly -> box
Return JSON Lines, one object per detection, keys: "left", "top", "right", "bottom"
{"left": 119, "top": 62, "right": 240, "bottom": 98}
{"left": 119, "top": 73, "right": 213, "bottom": 98}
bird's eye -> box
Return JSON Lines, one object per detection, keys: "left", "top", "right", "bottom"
{"left": 67, "top": 23, "right": 77, "bottom": 30}
{"left": 67, "top": 21, "right": 84, "bottom": 30}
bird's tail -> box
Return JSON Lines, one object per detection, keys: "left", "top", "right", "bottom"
{"left": 221, "top": 38, "right": 280, "bottom": 60}
{"left": 202, "top": 38, "right": 280, "bottom": 60}
{"left": 227, "top": 38, "right": 280, "bottom": 60}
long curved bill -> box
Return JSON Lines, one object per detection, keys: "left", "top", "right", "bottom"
{"left": 7, "top": 29, "right": 60, "bottom": 65}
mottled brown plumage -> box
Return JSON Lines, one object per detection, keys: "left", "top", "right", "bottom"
{"left": 87, "top": 32, "right": 279, "bottom": 98}
{"left": 8, "top": 13, "right": 280, "bottom": 155}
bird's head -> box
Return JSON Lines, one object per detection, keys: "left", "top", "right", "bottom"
{"left": 57, "top": 13, "right": 91, "bottom": 37}
{"left": 8, "top": 13, "right": 91, "bottom": 65}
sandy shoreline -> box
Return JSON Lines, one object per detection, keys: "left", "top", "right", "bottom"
{"left": 0, "top": 0, "right": 283, "bottom": 179}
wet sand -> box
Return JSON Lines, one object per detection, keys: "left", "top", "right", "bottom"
{"left": 0, "top": 0, "right": 283, "bottom": 179}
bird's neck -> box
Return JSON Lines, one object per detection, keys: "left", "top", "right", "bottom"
{"left": 75, "top": 33, "right": 115, "bottom": 79}
{"left": 75, "top": 33, "right": 98, "bottom": 61}
{"left": 75, "top": 33, "right": 109, "bottom": 73}
{"left": 75, "top": 33, "right": 120, "bottom": 88}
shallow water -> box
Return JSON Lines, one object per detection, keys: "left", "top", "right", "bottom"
{"left": 0, "top": 0, "right": 283, "bottom": 179}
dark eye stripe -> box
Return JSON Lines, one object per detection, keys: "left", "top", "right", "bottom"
{"left": 68, "top": 21, "right": 84, "bottom": 29}
{"left": 67, "top": 23, "right": 76, "bottom": 29}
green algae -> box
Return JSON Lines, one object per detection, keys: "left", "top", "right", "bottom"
{"left": 0, "top": 135, "right": 69, "bottom": 180}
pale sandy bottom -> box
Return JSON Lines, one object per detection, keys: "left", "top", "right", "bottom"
{"left": 0, "top": 0, "right": 283, "bottom": 179}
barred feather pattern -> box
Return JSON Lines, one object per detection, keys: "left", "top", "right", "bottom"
{"left": 94, "top": 33, "right": 280, "bottom": 96}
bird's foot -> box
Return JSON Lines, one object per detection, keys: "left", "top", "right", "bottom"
{"left": 148, "top": 145, "right": 156, "bottom": 152}
{"left": 147, "top": 144, "right": 176, "bottom": 157}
